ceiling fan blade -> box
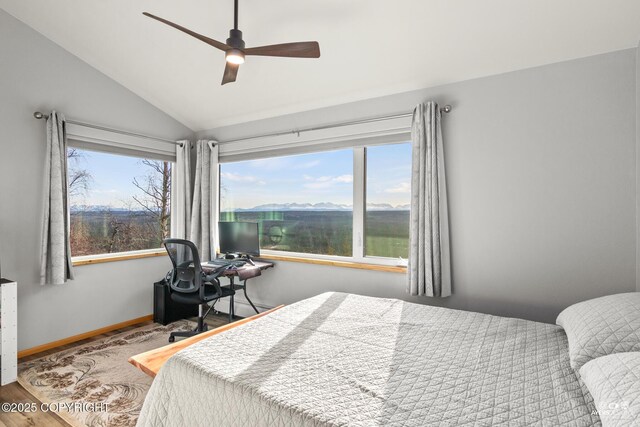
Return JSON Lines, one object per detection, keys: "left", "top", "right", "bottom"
{"left": 143, "top": 12, "right": 230, "bottom": 52}
{"left": 222, "top": 62, "right": 239, "bottom": 85}
{"left": 245, "top": 41, "right": 320, "bottom": 58}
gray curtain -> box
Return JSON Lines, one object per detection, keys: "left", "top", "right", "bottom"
{"left": 40, "top": 111, "right": 74, "bottom": 285}
{"left": 407, "top": 102, "right": 451, "bottom": 297}
{"left": 190, "top": 140, "right": 219, "bottom": 260}
{"left": 170, "top": 140, "right": 192, "bottom": 239}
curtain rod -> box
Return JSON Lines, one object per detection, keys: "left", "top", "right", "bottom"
{"left": 219, "top": 105, "right": 452, "bottom": 145}
{"left": 33, "top": 112, "right": 181, "bottom": 146}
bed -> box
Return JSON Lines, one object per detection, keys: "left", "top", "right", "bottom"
{"left": 136, "top": 292, "right": 604, "bottom": 426}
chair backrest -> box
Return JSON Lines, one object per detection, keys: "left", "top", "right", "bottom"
{"left": 163, "top": 239, "right": 203, "bottom": 294}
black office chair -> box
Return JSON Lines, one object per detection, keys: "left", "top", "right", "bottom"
{"left": 163, "top": 238, "right": 235, "bottom": 343}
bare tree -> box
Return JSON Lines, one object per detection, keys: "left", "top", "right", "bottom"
{"left": 132, "top": 159, "right": 171, "bottom": 242}
{"left": 67, "top": 148, "right": 94, "bottom": 256}
{"left": 67, "top": 148, "right": 92, "bottom": 198}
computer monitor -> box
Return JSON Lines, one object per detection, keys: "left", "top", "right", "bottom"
{"left": 218, "top": 222, "right": 260, "bottom": 257}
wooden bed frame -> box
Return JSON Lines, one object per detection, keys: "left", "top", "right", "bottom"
{"left": 129, "top": 305, "right": 284, "bottom": 377}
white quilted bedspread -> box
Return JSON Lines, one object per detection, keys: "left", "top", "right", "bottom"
{"left": 137, "top": 292, "right": 600, "bottom": 426}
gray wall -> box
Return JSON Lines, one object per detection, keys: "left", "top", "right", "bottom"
{"left": 0, "top": 9, "right": 193, "bottom": 350}
{"left": 201, "top": 49, "right": 638, "bottom": 323}
{"left": 637, "top": 41, "right": 640, "bottom": 293}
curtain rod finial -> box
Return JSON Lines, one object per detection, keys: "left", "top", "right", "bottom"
{"left": 33, "top": 112, "right": 47, "bottom": 120}
{"left": 441, "top": 105, "right": 452, "bottom": 113}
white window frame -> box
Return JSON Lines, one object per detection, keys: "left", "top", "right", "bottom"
{"left": 218, "top": 116, "right": 412, "bottom": 268}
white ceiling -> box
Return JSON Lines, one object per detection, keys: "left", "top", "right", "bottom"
{"left": 2, "top": 0, "right": 640, "bottom": 131}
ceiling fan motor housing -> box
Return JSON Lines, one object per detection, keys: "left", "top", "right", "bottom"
{"left": 142, "top": 9, "right": 320, "bottom": 84}
{"left": 227, "top": 29, "right": 245, "bottom": 50}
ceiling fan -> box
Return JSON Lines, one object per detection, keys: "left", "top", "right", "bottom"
{"left": 143, "top": 0, "right": 321, "bottom": 85}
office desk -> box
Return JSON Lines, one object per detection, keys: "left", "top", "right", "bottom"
{"left": 202, "top": 260, "right": 274, "bottom": 315}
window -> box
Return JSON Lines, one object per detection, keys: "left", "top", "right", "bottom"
{"left": 365, "top": 143, "right": 411, "bottom": 259}
{"left": 219, "top": 141, "right": 412, "bottom": 263}
{"left": 67, "top": 148, "right": 172, "bottom": 257}
{"left": 220, "top": 149, "right": 353, "bottom": 256}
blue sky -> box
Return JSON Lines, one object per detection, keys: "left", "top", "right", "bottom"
{"left": 366, "top": 143, "right": 412, "bottom": 207}
{"left": 220, "top": 143, "right": 412, "bottom": 210}
{"left": 70, "top": 143, "right": 412, "bottom": 210}
{"left": 68, "top": 149, "right": 153, "bottom": 208}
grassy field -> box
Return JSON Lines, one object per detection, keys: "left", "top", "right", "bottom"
{"left": 71, "top": 209, "right": 410, "bottom": 259}
{"left": 365, "top": 211, "right": 409, "bottom": 258}
{"left": 221, "top": 210, "right": 409, "bottom": 258}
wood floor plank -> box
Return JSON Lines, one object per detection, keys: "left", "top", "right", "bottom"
{"left": 0, "top": 382, "right": 67, "bottom": 427}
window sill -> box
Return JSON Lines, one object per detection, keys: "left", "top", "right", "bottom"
{"left": 257, "top": 253, "right": 407, "bottom": 274}
{"left": 72, "top": 249, "right": 167, "bottom": 267}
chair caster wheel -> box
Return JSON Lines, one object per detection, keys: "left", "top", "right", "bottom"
{"left": 168, "top": 336, "right": 175, "bottom": 343}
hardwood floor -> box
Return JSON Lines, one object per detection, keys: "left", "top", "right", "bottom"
{"left": 0, "top": 313, "right": 232, "bottom": 427}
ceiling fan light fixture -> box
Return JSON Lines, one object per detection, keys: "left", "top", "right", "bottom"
{"left": 226, "top": 49, "right": 245, "bottom": 65}
{"left": 143, "top": 0, "right": 320, "bottom": 85}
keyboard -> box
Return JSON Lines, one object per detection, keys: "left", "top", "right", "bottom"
{"left": 204, "top": 259, "right": 246, "bottom": 268}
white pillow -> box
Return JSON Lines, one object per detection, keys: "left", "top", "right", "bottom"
{"left": 556, "top": 292, "right": 640, "bottom": 370}
{"left": 580, "top": 352, "right": 640, "bottom": 427}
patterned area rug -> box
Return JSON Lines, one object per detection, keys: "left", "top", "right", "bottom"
{"left": 18, "top": 320, "right": 195, "bottom": 427}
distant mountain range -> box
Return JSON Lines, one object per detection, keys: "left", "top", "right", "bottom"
{"left": 72, "top": 202, "right": 410, "bottom": 213}
{"left": 71, "top": 205, "right": 133, "bottom": 213}
{"left": 367, "top": 203, "right": 410, "bottom": 211}
{"left": 228, "top": 202, "right": 409, "bottom": 212}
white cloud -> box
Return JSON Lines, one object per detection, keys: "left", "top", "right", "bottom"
{"left": 333, "top": 175, "right": 353, "bottom": 183}
{"left": 384, "top": 182, "right": 411, "bottom": 193}
{"left": 293, "top": 160, "right": 321, "bottom": 170}
{"left": 221, "top": 172, "right": 266, "bottom": 185}
{"left": 304, "top": 174, "right": 353, "bottom": 189}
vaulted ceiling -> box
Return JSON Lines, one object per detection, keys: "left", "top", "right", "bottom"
{"left": 2, "top": 0, "right": 640, "bottom": 131}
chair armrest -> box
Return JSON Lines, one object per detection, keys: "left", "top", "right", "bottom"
{"left": 203, "top": 269, "right": 224, "bottom": 283}
{"left": 201, "top": 266, "right": 227, "bottom": 299}
{"left": 203, "top": 276, "right": 223, "bottom": 295}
